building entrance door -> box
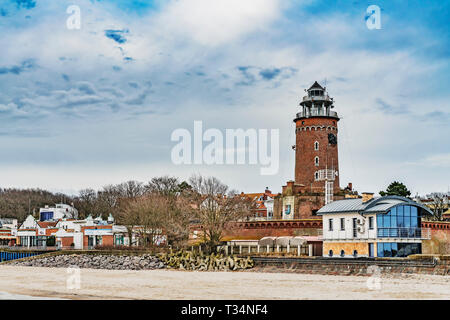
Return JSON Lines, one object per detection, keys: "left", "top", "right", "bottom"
{"left": 88, "top": 236, "right": 94, "bottom": 249}
{"left": 368, "top": 243, "right": 374, "bottom": 257}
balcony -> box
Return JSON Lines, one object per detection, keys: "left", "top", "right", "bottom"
{"left": 377, "top": 227, "right": 431, "bottom": 240}
{"left": 296, "top": 110, "right": 339, "bottom": 119}
{"left": 324, "top": 227, "right": 431, "bottom": 241}
{"left": 302, "top": 95, "right": 332, "bottom": 102}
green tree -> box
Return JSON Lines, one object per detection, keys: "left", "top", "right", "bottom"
{"left": 379, "top": 181, "right": 411, "bottom": 197}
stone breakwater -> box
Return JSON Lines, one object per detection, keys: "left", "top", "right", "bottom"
{"left": 9, "top": 254, "right": 165, "bottom": 270}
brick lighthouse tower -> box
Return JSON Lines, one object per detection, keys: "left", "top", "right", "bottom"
{"left": 294, "top": 81, "right": 340, "bottom": 199}
{"left": 275, "top": 81, "right": 345, "bottom": 220}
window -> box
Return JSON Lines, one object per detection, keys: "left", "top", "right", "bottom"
{"left": 314, "top": 141, "right": 319, "bottom": 151}
{"left": 377, "top": 205, "right": 422, "bottom": 239}
{"left": 353, "top": 250, "right": 358, "bottom": 257}
{"left": 315, "top": 156, "right": 319, "bottom": 166}
{"left": 285, "top": 205, "right": 291, "bottom": 215}
{"left": 328, "top": 250, "right": 333, "bottom": 257}
{"left": 369, "top": 217, "right": 374, "bottom": 230}
{"left": 314, "top": 172, "right": 319, "bottom": 181}
{"left": 329, "top": 219, "right": 333, "bottom": 231}
{"left": 340, "top": 218, "right": 345, "bottom": 231}
{"left": 377, "top": 243, "right": 421, "bottom": 258}
{"left": 340, "top": 250, "right": 345, "bottom": 257}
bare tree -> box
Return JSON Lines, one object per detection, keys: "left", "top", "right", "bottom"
{"left": 145, "top": 176, "right": 179, "bottom": 195}
{"left": 429, "top": 193, "right": 448, "bottom": 221}
{"left": 118, "top": 188, "right": 193, "bottom": 247}
{"left": 189, "top": 174, "right": 254, "bottom": 251}
{"left": 75, "top": 188, "right": 98, "bottom": 219}
{"left": 116, "top": 180, "right": 145, "bottom": 199}
{"left": 119, "top": 193, "right": 166, "bottom": 247}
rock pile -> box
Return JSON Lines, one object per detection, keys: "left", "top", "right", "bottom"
{"left": 157, "top": 250, "right": 254, "bottom": 271}
{"left": 9, "top": 254, "right": 165, "bottom": 270}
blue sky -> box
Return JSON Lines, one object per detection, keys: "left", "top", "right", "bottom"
{"left": 0, "top": 0, "right": 449, "bottom": 196}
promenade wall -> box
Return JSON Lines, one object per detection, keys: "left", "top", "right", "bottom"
{"left": 250, "top": 255, "right": 450, "bottom": 276}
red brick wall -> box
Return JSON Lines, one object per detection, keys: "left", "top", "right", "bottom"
{"left": 58, "top": 237, "right": 74, "bottom": 249}
{"left": 102, "top": 235, "right": 113, "bottom": 246}
{"left": 81, "top": 225, "right": 114, "bottom": 248}
{"left": 224, "top": 220, "right": 322, "bottom": 240}
{"left": 422, "top": 221, "right": 450, "bottom": 254}
{"left": 294, "top": 117, "right": 340, "bottom": 193}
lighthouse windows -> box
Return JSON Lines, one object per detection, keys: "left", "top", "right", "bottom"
{"left": 315, "top": 156, "right": 319, "bottom": 166}
{"left": 314, "top": 141, "right": 319, "bottom": 151}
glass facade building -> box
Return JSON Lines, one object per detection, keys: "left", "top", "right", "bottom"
{"left": 377, "top": 205, "right": 421, "bottom": 238}
{"left": 376, "top": 204, "right": 423, "bottom": 257}
{"left": 319, "top": 196, "right": 434, "bottom": 258}
{"left": 377, "top": 242, "right": 421, "bottom": 257}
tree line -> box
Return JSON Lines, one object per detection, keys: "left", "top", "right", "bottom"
{"left": 0, "top": 175, "right": 255, "bottom": 251}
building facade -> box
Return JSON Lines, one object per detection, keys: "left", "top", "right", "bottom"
{"left": 241, "top": 188, "right": 276, "bottom": 220}
{"left": 39, "top": 203, "right": 79, "bottom": 221}
{"left": 318, "top": 195, "right": 434, "bottom": 258}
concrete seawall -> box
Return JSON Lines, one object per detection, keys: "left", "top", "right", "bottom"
{"left": 250, "top": 256, "right": 450, "bottom": 276}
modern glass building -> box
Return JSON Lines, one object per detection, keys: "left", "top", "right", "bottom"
{"left": 318, "top": 195, "right": 434, "bottom": 258}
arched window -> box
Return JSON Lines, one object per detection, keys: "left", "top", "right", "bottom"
{"left": 315, "top": 156, "right": 319, "bottom": 166}
{"left": 314, "top": 141, "right": 319, "bottom": 151}
{"left": 314, "top": 172, "right": 319, "bottom": 181}
{"left": 353, "top": 250, "right": 358, "bottom": 257}
{"left": 328, "top": 250, "right": 333, "bottom": 257}
{"left": 340, "top": 250, "right": 345, "bottom": 257}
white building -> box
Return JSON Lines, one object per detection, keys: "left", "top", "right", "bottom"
{"left": 318, "top": 194, "right": 434, "bottom": 258}
{"left": 0, "top": 218, "right": 18, "bottom": 229}
{"left": 39, "top": 204, "right": 78, "bottom": 221}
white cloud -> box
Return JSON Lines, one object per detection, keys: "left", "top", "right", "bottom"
{"left": 0, "top": 0, "right": 448, "bottom": 196}
{"left": 154, "top": 0, "right": 282, "bottom": 46}
{"left": 405, "top": 154, "right": 450, "bottom": 168}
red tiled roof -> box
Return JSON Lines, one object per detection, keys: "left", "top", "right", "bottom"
{"left": 37, "top": 221, "right": 58, "bottom": 228}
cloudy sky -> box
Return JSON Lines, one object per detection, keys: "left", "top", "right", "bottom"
{"left": 0, "top": 0, "right": 449, "bottom": 196}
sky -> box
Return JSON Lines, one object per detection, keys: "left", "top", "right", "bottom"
{"left": 0, "top": 0, "right": 449, "bottom": 197}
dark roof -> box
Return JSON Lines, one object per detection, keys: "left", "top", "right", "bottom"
{"left": 308, "top": 81, "right": 324, "bottom": 91}
{"left": 317, "top": 195, "right": 434, "bottom": 216}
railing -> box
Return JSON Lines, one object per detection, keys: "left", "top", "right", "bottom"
{"left": 377, "top": 228, "right": 431, "bottom": 239}
{"left": 1, "top": 246, "right": 58, "bottom": 251}
{"left": 296, "top": 110, "right": 338, "bottom": 119}
{"left": 0, "top": 251, "right": 43, "bottom": 262}
{"left": 247, "top": 216, "right": 274, "bottom": 222}
{"left": 316, "top": 169, "right": 336, "bottom": 181}
{"left": 302, "top": 95, "right": 332, "bottom": 102}
{"left": 218, "top": 243, "right": 312, "bottom": 256}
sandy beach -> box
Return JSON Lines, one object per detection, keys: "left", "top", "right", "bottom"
{"left": 0, "top": 265, "right": 449, "bottom": 299}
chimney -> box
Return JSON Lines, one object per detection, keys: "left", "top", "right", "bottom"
{"left": 362, "top": 192, "right": 374, "bottom": 203}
